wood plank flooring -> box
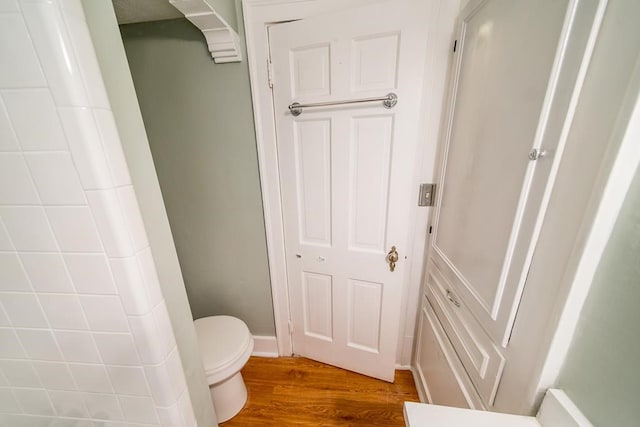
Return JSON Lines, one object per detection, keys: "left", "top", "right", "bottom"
{"left": 220, "top": 357, "right": 419, "bottom": 426}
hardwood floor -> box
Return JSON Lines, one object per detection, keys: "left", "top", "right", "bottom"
{"left": 220, "top": 357, "right": 419, "bottom": 426}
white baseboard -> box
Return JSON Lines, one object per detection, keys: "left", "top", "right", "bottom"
{"left": 411, "top": 366, "right": 429, "bottom": 403}
{"left": 251, "top": 335, "right": 279, "bottom": 357}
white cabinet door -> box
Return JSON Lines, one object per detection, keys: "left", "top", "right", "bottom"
{"left": 269, "top": 0, "right": 428, "bottom": 381}
{"left": 416, "top": 297, "right": 485, "bottom": 410}
{"left": 430, "top": 0, "right": 605, "bottom": 348}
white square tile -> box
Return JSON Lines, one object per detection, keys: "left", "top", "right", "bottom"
{"left": 0, "top": 253, "right": 31, "bottom": 291}
{"left": 0, "top": 414, "right": 55, "bottom": 427}
{"left": 93, "top": 333, "right": 140, "bottom": 366}
{"left": 156, "top": 403, "right": 184, "bottom": 427}
{"left": 166, "top": 348, "right": 187, "bottom": 397}
{"left": 48, "top": 390, "right": 89, "bottom": 418}
{"left": 55, "top": 330, "right": 101, "bottom": 363}
{"left": 0, "top": 370, "right": 7, "bottom": 386}
{"left": 144, "top": 349, "right": 186, "bottom": 407}
{"left": 83, "top": 421, "right": 119, "bottom": 427}
{"left": 2, "top": 89, "right": 67, "bottom": 150}
{"left": 117, "top": 186, "right": 149, "bottom": 252}
{"left": 153, "top": 302, "right": 176, "bottom": 357}
{"left": 0, "top": 389, "right": 21, "bottom": 413}
{"left": 64, "top": 14, "right": 110, "bottom": 109}
{"left": 0, "top": 292, "right": 48, "bottom": 327}
{"left": 86, "top": 190, "right": 135, "bottom": 258}
{"left": 39, "top": 294, "right": 88, "bottom": 330}
{"left": 137, "top": 248, "right": 163, "bottom": 308}
{"left": 0, "top": 304, "right": 9, "bottom": 326}
{"left": 0, "top": 153, "right": 40, "bottom": 205}
{"left": 93, "top": 110, "right": 131, "bottom": 187}
{"left": 109, "top": 256, "right": 150, "bottom": 316}
{"left": 0, "top": 359, "right": 41, "bottom": 388}
{"left": 119, "top": 395, "right": 158, "bottom": 425}
{"left": 83, "top": 393, "right": 123, "bottom": 421}
{"left": 20, "top": 1, "right": 89, "bottom": 107}
{"left": 0, "top": 327, "right": 26, "bottom": 358}
{"left": 24, "top": 152, "right": 87, "bottom": 205}
{"left": 0, "top": 207, "right": 58, "bottom": 251}
{"left": 20, "top": 253, "right": 74, "bottom": 293}
{"left": 129, "top": 313, "right": 165, "bottom": 365}
{"left": 0, "top": 14, "right": 46, "bottom": 88}
{"left": 16, "top": 328, "right": 63, "bottom": 361}
{"left": 13, "top": 388, "right": 55, "bottom": 416}
{"left": 33, "top": 361, "right": 76, "bottom": 391}
{"left": 68, "top": 364, "right": 113, "bottom": 394}
{"left": 178, "top": 390, "right": 195, "bottom": 427}
{"left": 80, "top": 295, "right": 128, "bottom": 332}
{"left": 0, "top": 218, "right": 14, "bottom": 251}
{"left": 0, "top": 98, "right": 19, "bottom": 151}
{"left": 144, "top": 362, "right": 176, "bottom": 406}
{"left": 58, "top": 107, "right": 113, "bottom": 190}
{"left": 46, "top": 206, "right": 103, "bottom": 252}
{"left": 53, "top": 417, "right": 96, "bottom": 427}
{"left": 107, "top": 365, "right": 150, "bottom": 396}
{"left": 0, "top": 0, "right": 19, "bottom": 13}
{"left": 64, "top": 253, "right": 116, "bottom": 294}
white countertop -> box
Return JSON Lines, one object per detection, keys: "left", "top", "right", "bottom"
{"left": 404, "top": 402, "right": 541, "bottom": 427}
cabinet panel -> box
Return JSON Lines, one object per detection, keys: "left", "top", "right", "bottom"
{"left": 415, "top": 297, "right": 484, "bottom": 410}
{"left": 426, "top": 261, "right": 505, "bottom": 406}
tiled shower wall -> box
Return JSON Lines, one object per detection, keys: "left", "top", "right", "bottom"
{"left": 0, "top": 0, "right": 196, "bottom": 425}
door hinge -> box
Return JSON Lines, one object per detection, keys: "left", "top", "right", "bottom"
{"left": 453, "top": 39, "right": 458, "bottom": 52}
{"left": 429, "top": 225, "right": 433, "bottom": 234}
{"left": 267, "top": 58, "right": 274, "bottom": 88}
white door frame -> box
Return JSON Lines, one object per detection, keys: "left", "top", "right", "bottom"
{"left": 242, "top": 0, "right": 461, "bottom": 363}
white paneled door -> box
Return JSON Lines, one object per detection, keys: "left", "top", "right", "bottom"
{"left": 269, "top": 0, "right": 428, "bottom": 381}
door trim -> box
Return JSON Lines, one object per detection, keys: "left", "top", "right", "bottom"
{"left": 242, "top": 0, "right": 461, "bottom": 363}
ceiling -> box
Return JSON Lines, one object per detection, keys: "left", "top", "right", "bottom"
{"left": 112, "top": 0, "right": 183, "bottom": 25}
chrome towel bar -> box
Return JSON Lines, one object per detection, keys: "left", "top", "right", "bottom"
{"left": 288, "top": 92, "right": 397, "bottom": 116}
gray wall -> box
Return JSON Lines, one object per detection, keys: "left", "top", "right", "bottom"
{"left": 81, "top": 2, "right": 218, "bottom": 425}
{"left": 554, "top": 3, "right": 640, "bottom": 426}
{"left": 119, "top": 11, "right": 275, "bottom": 335}
{"left": 557, "top": 165, "right": 640, "bottom": 426}
{"left": 204, "top": 0, "right": 238, "bottom": 32}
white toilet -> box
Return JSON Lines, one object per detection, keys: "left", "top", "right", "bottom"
{"left": 194, "top": 315, "right": 254, "bottom": 423}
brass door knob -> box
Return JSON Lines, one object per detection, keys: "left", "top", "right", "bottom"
{"left": 387, "top": 246, "right": 399, "bottom": 272}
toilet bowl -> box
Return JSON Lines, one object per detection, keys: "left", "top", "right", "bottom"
{"left": 194, "top": 315, "right": 254, "bottom": 423}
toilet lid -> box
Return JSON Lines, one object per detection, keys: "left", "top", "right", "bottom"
{"left": 194, "top": 316, "right": 252, "bottom": 376}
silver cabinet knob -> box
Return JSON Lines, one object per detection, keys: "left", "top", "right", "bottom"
{"left": 528, "top": 148, "right": 548, "bottom": 161}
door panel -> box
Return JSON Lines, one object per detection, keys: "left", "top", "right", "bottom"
{"left": 301, "top": 272, "right": 333, "bottom": 340}
{"left": 294, "top": 119, "right": 332, "bottom": 246}
{"left": 435, "top": 0, "right": 567, "bottom": 315}
{"left": 291, "top": 45, "right": 331, "bottom": 98}
{"left": 348, "top": 115, "right": 393, "bottom": 252}
{"left": 430, "top": 0, "right": 604, "bottom": 348}
{"left": 270, "top": 0, "right": 427, "bottom": 381}
{"left": 351, "top": 33, "right": 400, "bottom": 92}
{"left": 347, "top": 279, "right": 382, "bottom": 352}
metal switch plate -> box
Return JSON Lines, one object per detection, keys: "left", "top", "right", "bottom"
{"left": 418, "top": 183, "right": 435, "bottom": 207}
